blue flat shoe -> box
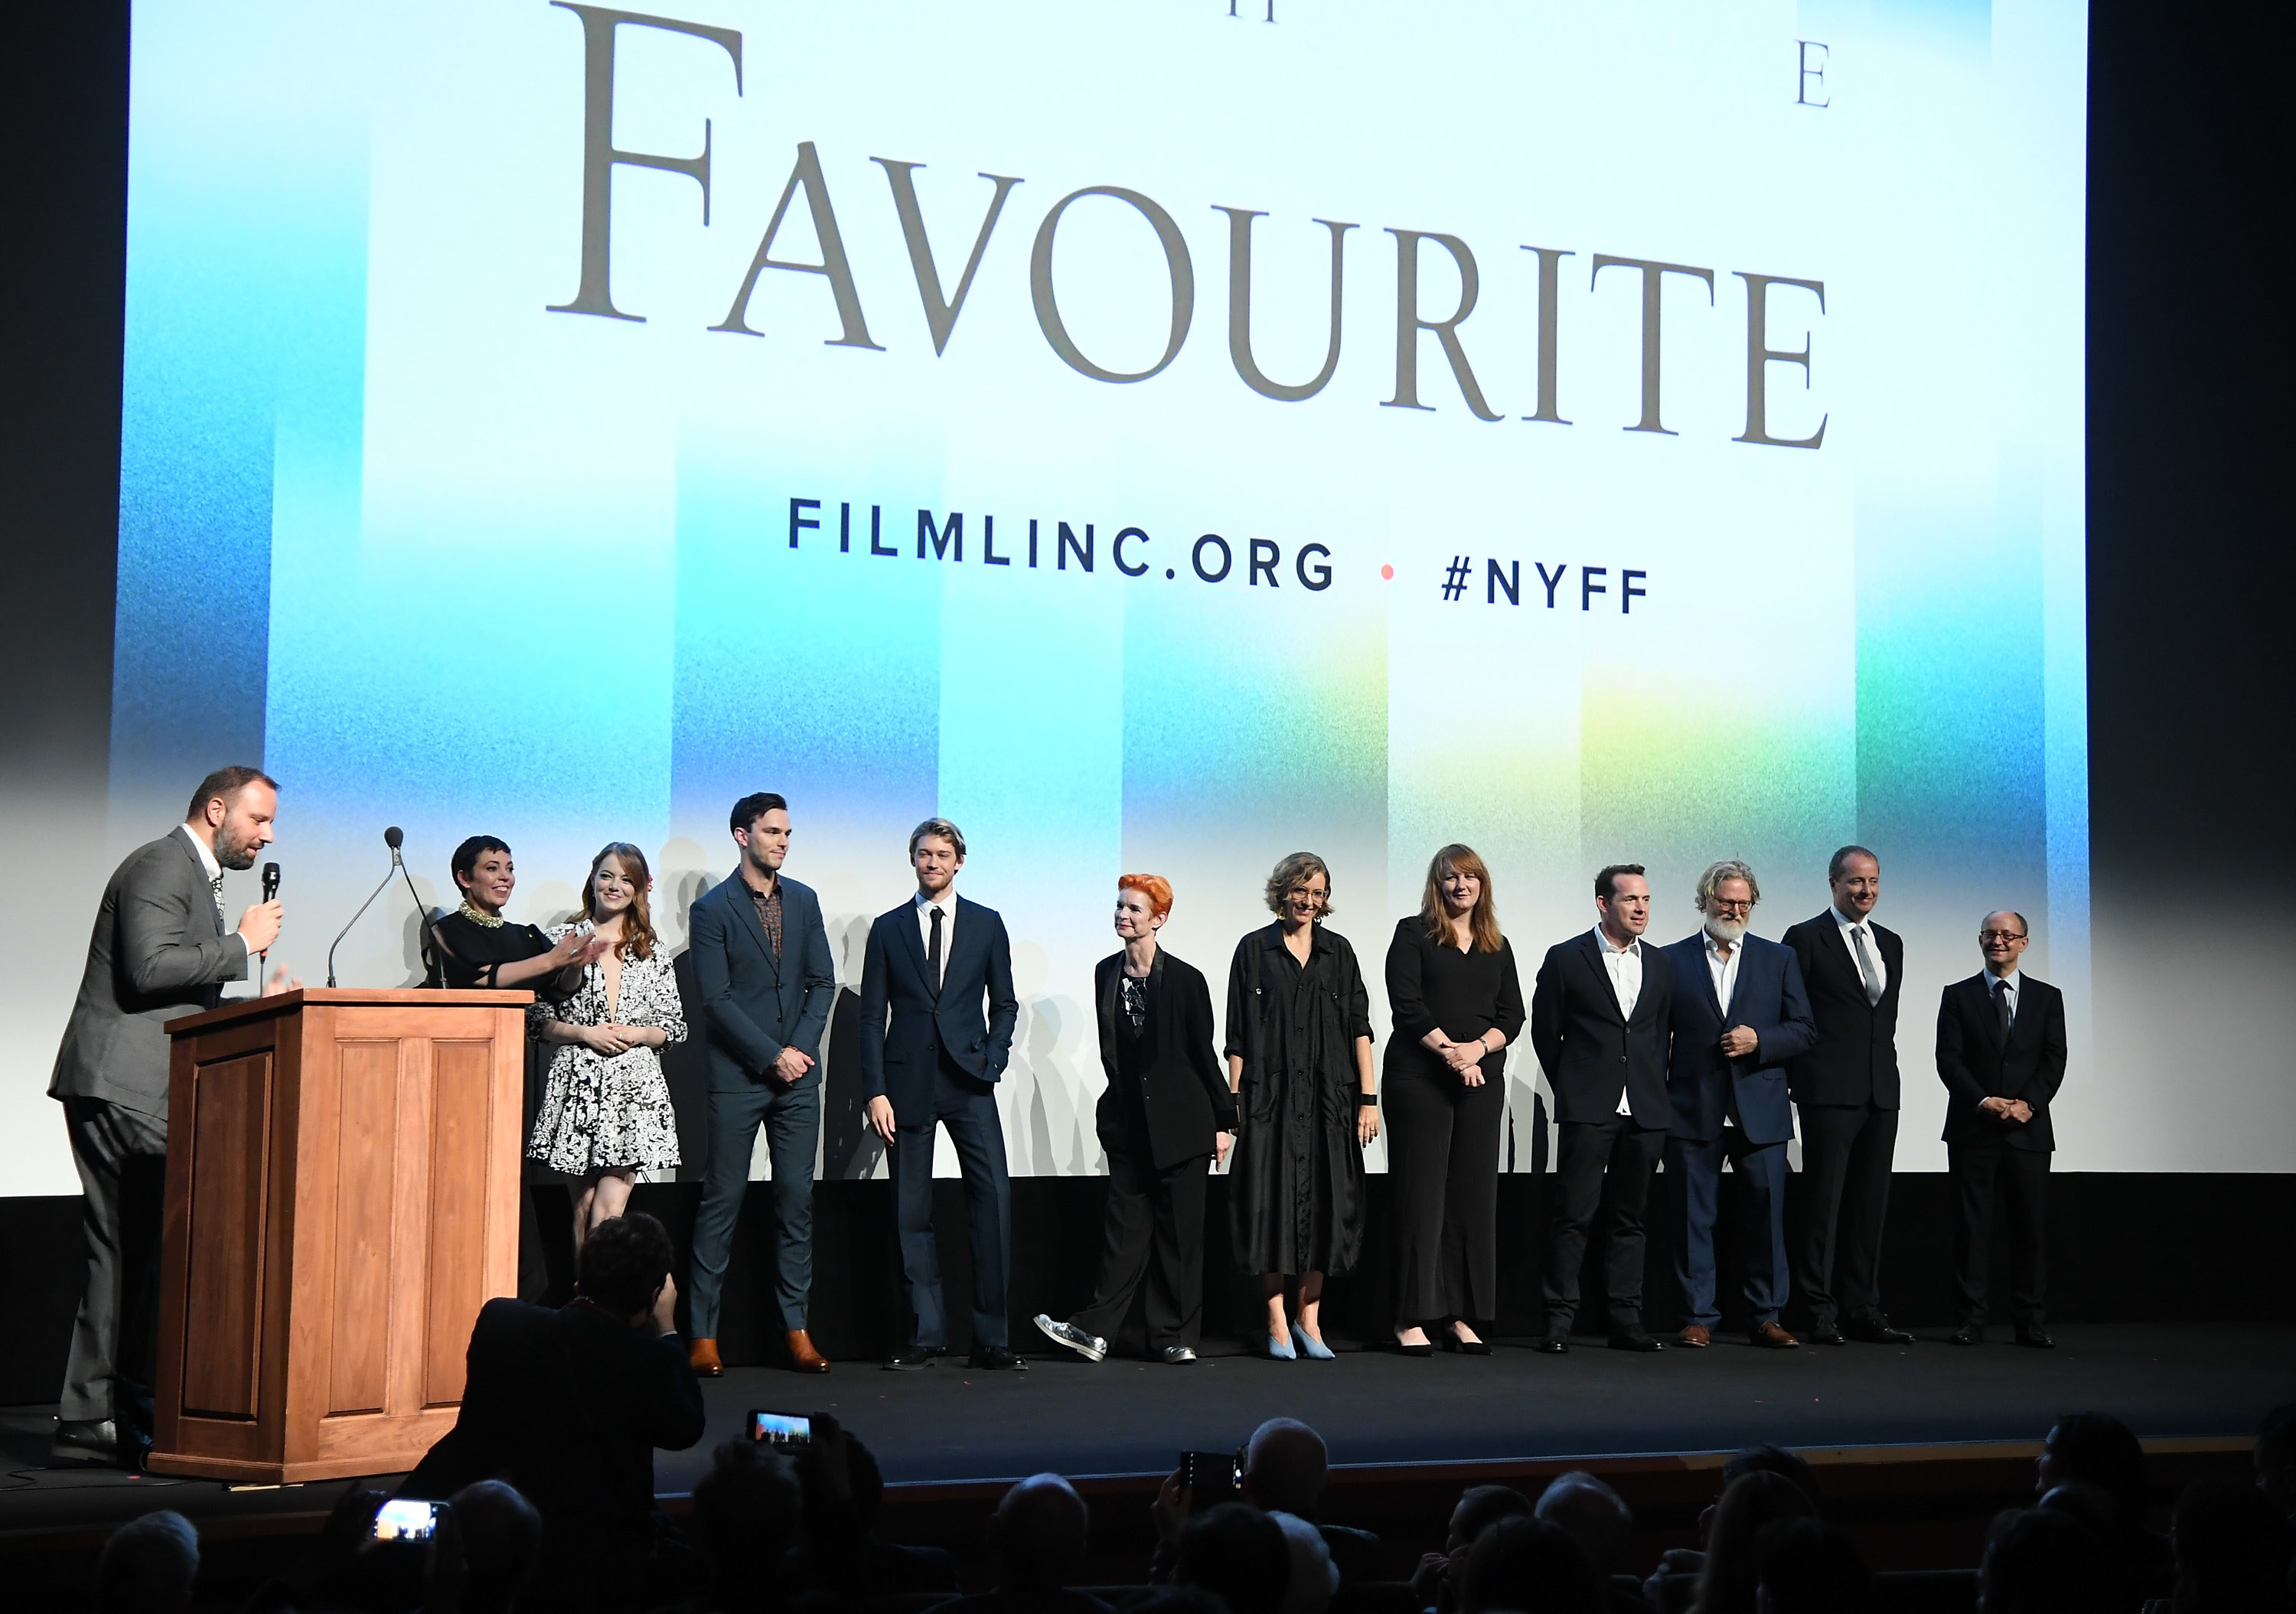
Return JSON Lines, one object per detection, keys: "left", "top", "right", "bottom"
{"left": 1296, "top": 1329, "right": 1336, "bottom": 1361}
{"left": 1265, "top": 1333, "right": 1296, "bottom": 1361}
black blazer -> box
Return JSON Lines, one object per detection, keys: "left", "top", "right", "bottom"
{"left": 687, "top": 872, "right": 837, "bottom": 1092}
{"left": 1782, "top": 910, "right": 1904, "bottom": 1109}
{"left": 1094, "top": 949, "right": 1238, "bottom": 1170}
{"left": 403, "top": 1297, "right": 704, "bottom": 1557}
{"left": 856, "top": 894, "right": 1019, "bottom": 1116}
{"left": 1529, "top": 930, "right": 1675, "bottom": 1128}
{"left": 1936, "top": 971, "right": 2066, "bottom": 1153}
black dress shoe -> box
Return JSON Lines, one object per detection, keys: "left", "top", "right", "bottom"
{"left": 884, "top": 1345, "right": 942, "bottom": 1371}
{"left": 1846, "top": 1317, "right": 1916, "bottom": 1345}
{"left": 1159, "top": 1346, "right": 1199, "bottom": 1364}
{"left": 1950, "top": 1323, "right": 1982, "bottom": 1346}
{"left": 968, "top": 1344, "right": 1026, "bottom": 1370}
{"left": 2014, "top": 1326, "right": 2055, "bottom": 1349}
{"left": 1608, "top": 1330, "right": 1666, "bottom": 1353}
{"left": 1808, "top": 1323, "right": 1848, "bottom": 1346}
{"left": 49, "top": 1417, "right": 120, "bottom": 1467}
{"left": 1395, "top": 1335, "right": 1437, "bottom": 1357}
{"left": 1534, "top": 1332, "right": 1570, "bottom": 1355}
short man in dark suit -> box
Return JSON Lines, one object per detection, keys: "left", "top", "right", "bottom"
{"left": 1662, "top": 860, "right": 1817, "bottom": 1349}
{"left": 686, "top": 791, "right": 838, "bottom": 1377}
{"left": 47, "top": 765, "right": 298, "bottom": 1466}
{"left": 1782, "top": 844, "right": 1913, "bottom": 1345}
{"left": 1529, "top": 863, "right": 1675, "bottom": 1353}
{"left": 1937, "top": 911, "right": 2066, "bottom": 1348}
{"left": 857, "top": 818, "right": 1023, "bottom": 1370}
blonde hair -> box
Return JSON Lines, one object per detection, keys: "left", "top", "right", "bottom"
{"left": 1263, "top": 852, "right": 1333, "bottom": 918}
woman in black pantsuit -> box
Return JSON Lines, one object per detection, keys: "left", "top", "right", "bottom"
{"left": 1384, "top": 844, "right": 1525, "bottom": 1355}
{"left": 1034, "top": 875, "right": 1238, "bottom": 1365}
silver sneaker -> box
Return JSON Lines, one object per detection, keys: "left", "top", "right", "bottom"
{"left": 1032, "top": 1314, "right": 1107, "bottom": 1362}
{"left": 1159, "top": 1346, "right": 1199, "bottom": 1365}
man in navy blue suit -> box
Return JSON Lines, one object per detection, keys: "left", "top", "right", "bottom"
{"left": 687, "top": 792, "right": 838, "bottom": 1377}
{"left": 1662, "top": 860, "right": 1817, "bottom": 1350}
{"left": 857, "top": 818, "right": 1022, "bottom": 1370}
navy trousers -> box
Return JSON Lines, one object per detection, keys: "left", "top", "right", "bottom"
{"left": 895, "top": 1064, "right": 1012, "bottom": 1350}
{"left": 689, "top": 1077, "right": 820, "bottom": 1338}
{"left": 1665, "top": 1128, "right": 1790, "bottom": 1329}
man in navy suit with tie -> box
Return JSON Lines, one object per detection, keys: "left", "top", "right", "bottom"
{"left": 686, "top": 792, "right": 838, "bottom": 1377}
{"left": 1662, "top": 860, "right": 1817, "bottom": 1350}
{"left": 857, "top": 818, "right": 1023, "bottom": 1370}
{"left": 1936, "top": 911, "right": 2066, "bottom": 1348}
{"left": 1782, "top": 845, "right": 1914, "bottom": 1346}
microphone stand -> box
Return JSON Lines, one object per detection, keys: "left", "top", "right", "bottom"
{"left": 397, "top": 859, "right": 442, "bottom": 987}
{"left": 326, "top": 856, "right": 401, "bottom": 989}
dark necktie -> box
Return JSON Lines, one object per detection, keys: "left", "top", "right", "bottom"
{"left": 1995, "top": 977, "right": 2014, "bottom": 1036}
{"left": 210, "top": 872, "right": 227, "bottom": 931}
{"left": 1851, "top": 924, "right": 1883, "bottom": 1007}
{"left": 927, "top": 905, "right": 944, "bottom": 995}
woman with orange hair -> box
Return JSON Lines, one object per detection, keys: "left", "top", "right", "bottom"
{"left": 1034, "top": 874, "right": 1238, "bottom": 1365}
{"left": 1384, "top": 844, "right": 1525, "bottom": 1355}
{"left": 530, "top": 842, "right": 687, "bottom": 1254}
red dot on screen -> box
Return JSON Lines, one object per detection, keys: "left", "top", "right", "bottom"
{"left": 1380, "top": 564, "right": 1394, "bottom": 580}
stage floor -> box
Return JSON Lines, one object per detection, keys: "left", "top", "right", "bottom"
{"left": 4, "top": 1322, "right": 2289, "bottom": 1545}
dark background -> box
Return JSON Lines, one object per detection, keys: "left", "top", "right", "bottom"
{"left": 2, "top": 2, "right": 2290, "bottom": 1397}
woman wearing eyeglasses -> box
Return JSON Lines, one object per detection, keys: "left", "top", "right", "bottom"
{"left": 1383, "top": 845, "right": 1524, "bottom": 1355}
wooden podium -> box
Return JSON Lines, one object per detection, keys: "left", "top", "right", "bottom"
{"left": 148, "top": 988, "right": 532, "bottom": 1482}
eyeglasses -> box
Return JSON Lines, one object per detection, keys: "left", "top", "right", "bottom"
{"left": 1978, "top": 930, "right": 2027, "bottom": 944}
{"left": 1707, "top": 898, "right": 1753, "bottom": 914}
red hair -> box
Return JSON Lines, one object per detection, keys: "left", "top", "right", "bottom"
{"left": 1118, "top": 873, "right": 1174, "bottom": 920}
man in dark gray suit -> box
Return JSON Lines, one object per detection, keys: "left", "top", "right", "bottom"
{"left": 685, "top": 792, "right": 837, "bottom": 1376}
{"left": 48, "top": 765, "right": 298, "bottom": 1466}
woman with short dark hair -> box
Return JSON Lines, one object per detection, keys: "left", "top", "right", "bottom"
{"left": 1225, "top": 852, "right": 1378, "bottom": 1360}
{"left": 429, "top": 834, "right": 598, "bottom": 991}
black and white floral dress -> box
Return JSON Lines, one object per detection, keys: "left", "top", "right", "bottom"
{"left": 527, "top": 926, "right": 686, "bottom": 1176}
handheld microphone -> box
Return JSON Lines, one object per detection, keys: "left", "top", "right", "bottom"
{"left": 327, "top": 827, "right": 408, "bottom": 988}
{"left": 259, "top": 862, "right": 281, "bottom": 967}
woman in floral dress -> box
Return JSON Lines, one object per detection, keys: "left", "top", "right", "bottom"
{"left": 530, "top": 841, "right": 685, "bottom": 1251}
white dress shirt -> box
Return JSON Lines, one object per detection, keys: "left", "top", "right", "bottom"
{"left": 1596, "top": 927, "right": 1643, "bottom": 1117}
{"left": 178, "top": 822, "right": 249, "bottom": 970}
{"left": 1704, "top": 930, "right": 1743, "bottom": 1016}
{"left": 1988, "top": 967, "right": 2021, "bottom": 1025}
{"left": 1832, "top": 905, "right": 1888, "bottom": 996}
{"left": 915, "top": 888, "right": 957, "bottom": 983}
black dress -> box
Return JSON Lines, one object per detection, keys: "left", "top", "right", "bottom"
{"left": 1383, "top": 920, "right": 1526, "bottom": 1322}
{"left": 1225, "top": 922, "right": 1374, "bottom": 1277}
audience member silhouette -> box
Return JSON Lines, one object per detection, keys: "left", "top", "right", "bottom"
{"left": 1456, "top": 1515, "right": 1603, "bottom": 1614}
{"left": 928, "top": 1473, "right": 1113, "bottom": 1614}
{"left": 1241, "top": 1418, "right": 1385, "bottom": 1583}
{"left": 441, "top": 1480, "right": 543, "bottom": 1614}
{"left": 2258, "top": 1403, "right": 2296, "bottom": 1519}
{"left": 93, "top": 1509, "right": 198, "bottom": 1614}
{"left": 1750, "top": 1518, "right": 1867, "bottom": 1614}
{"left": 1413, "top": 1485, "right": 1535, "bottom": 1614}
{"left": 1270, "top": 1511, "right": 1339, "bottom": 1614}
{"left": 784, "top": 1415, "right": 959, "bottom": 1607}
{"left": 2166, "top": 1476, "right": 2293, "bottom": 1613}
{"left": 659, "top": 1441, "right": 804, "bottom": 1614}
{"left": 1176, "top": 1502, "right": 1292, "bottom": 1614}
{"left": 1689, "top": 1471, "right": 1817, "bottom": 1614}
{"left": 2036, "top": 1412, "right": 2174, "bottom": 1600}
{"left": 1536, "top": 1471, "right": 1647, "bottom": 1613}
{"left": 1978, "top": 1508, "right": 2116, "bottom": 1614}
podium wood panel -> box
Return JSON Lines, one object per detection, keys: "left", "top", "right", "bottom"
{"left": 149, "top": 990, "right": 530, "bottom": 1483}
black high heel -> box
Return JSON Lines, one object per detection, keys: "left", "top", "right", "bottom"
{"left": 1394, "top": 1331, "right": 1437, "bottom": 1358}
{"left": 1448, "top": 1323, "right": 1492, "bottom": 1356}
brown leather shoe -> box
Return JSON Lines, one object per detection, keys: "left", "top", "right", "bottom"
{"left": 1677, "top": 1324, "right": 1712, "bottom": 1348}
{"left": 690, "top": 1338, "right": 724, "bottom": 1377}
{"left": 788, "top": 1329, "right": 830, "bottom": 1374}
{"left": 1750, "top": 1321, "right": 1800, "bottom": 1349}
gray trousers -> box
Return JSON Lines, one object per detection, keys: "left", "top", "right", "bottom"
{"left": 60, "top": 1097, "right": 168, "bottom": 1425}
{"left": 688, "top": 1078, "right": 821, "bottom": 1338}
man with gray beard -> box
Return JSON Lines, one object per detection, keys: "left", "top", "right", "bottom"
{"left": 1661, "top": 861, "right": 1815, "bottom": 1348}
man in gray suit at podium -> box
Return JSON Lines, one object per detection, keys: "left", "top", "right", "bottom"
{"left": 47, "top": 765, "right": 298, "bottom": 1467}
